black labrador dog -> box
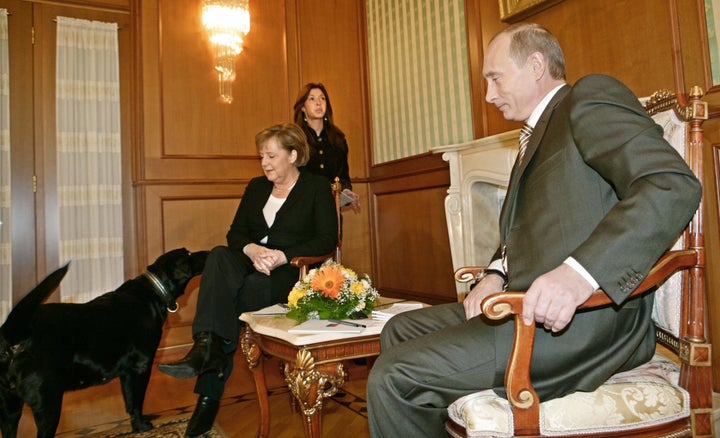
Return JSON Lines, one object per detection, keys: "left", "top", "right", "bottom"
{"left": 0, "top": 248, "right": 208, "bottom": 438}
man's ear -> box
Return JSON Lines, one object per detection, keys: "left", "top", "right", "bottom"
{"left": 529, "top": 52, "right": 545, "bottom": 78}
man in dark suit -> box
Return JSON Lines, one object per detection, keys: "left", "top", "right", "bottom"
{"left": 366, "top": 23, "right": 701, "bottom": 437}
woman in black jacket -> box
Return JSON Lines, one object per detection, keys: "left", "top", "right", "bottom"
{"left": 158, "top": 123, "right": 338, "bottom": 437}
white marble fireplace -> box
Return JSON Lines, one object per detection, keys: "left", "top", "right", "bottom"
{"left": 431, "top": 129, "right": 519, "bottom": 294}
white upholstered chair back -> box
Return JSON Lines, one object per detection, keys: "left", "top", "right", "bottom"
{"left": 644, "top": 94, "right": 687, "bottom": 338}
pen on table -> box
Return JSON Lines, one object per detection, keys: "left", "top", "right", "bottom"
{"left": 328, "top": 319, "right": 366, "bottom": 328}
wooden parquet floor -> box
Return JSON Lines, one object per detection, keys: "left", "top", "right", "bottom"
{"left": 15, "top": 353, "right": 370, "bottom": 438}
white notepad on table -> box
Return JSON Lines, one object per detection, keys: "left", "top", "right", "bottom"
{"left": 371, "top": 302, "right": 424, "bottom": 321}
{"left": 251, "top": 303, "right": 290, "bottom": 316}
{"left": 288, "top": 319, "right": 365, "bottom": 334}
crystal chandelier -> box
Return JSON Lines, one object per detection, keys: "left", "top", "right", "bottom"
{"left": 202, "top": 0, "right": 250, "bottom": 103}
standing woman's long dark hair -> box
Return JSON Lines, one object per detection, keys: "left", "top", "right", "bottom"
{"left": 293, "top": 82, "right": 347, "bottom": 148}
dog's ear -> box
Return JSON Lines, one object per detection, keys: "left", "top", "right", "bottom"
{"left": 0, "top": 263, "right": 70, "bottom": 344}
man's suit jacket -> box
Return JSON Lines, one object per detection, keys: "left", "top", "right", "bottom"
{"left": 493, "top": 74, "right": 702, "bottom": 400}
{"left": 225, "top": 170, "right": 339, "bottom": 301}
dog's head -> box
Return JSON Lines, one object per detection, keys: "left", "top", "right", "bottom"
{"left": 144, "top": 248, "right": 208, "bottom": 309}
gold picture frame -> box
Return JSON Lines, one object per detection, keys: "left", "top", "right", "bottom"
{"left": 498, "top": 0, "right": 565, "bottom": 23}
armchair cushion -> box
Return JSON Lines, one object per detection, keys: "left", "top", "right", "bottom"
{"left": 448, "top": 353, "right": 688, "bottom": 437}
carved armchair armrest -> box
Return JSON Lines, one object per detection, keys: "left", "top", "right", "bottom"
{"left": 454, "top": 266, "right": 496, "bottom": 287}
{"left": 290, "top": 254, "right": 334, "bottom": 278}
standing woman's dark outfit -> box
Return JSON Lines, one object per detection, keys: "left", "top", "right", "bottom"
{"left": 293, "top": 83, "right": 357, "bottom": 202}
{"left": 301, "top": 124, "right": 352, "bottom": 191}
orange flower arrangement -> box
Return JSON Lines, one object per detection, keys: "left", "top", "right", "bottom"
{"left": 286, "top": 261, "right": 379, "bottom": 322}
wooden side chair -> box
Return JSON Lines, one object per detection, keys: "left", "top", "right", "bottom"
{"left": 445, "top": 87, "right": 714, "bottom": 437}
{"left": 290, "top": 177, "right": 343, "bottom": 277}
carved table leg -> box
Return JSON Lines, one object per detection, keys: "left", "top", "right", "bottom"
{"left": 284, "top": 349, "right": 346, "bottom": 438}
{"left": 241, "top": 326, "right": 270, "bottom": 438}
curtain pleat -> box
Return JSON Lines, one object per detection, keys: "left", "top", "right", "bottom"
{"left": 56, "top": 16, "right": 123, "bottom": 303}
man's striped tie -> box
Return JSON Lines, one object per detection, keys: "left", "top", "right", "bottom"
{"left": 518, "top": 123, "right": 533, "bottom": 164}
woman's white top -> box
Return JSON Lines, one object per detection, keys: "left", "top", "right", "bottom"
{"left": 260, "top": 194, "right": 286, "bottom": 244}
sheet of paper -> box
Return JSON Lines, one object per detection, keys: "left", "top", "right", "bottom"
{"left": 251, "top": 303, "right": 290, "bottom": 316}
{"left": 288, "top": 319, "right": 366, "bottom": 334}
{"left": 340, "top": 191, "right": 354, "bottom": 207}
{"left": 371, "top": 303, "right": 424, "bottom": 321}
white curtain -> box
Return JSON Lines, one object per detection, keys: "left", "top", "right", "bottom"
{"left": 0, "top": 9, "right": 11, "bottom": 319}
{"left": 56, "top": 16, "right": 123, "bottom": 303}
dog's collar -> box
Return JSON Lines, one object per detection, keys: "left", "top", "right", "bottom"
{"left": 142, "top": 270, "right": 178, "bottom": 313}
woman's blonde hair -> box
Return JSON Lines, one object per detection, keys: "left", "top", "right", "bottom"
{"left": 255, "top": 123, "right": 310, "bottom": 167}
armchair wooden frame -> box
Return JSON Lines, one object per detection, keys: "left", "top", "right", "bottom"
{"left": 446, "top": 87, "right": 713, "bottom": 437}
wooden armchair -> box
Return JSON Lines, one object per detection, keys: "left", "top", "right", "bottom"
{"left": 290, "top": 176, "right": 343, "bottom": 277}
{"left": 445, "top": 87, "right": 714, "bottom": 437}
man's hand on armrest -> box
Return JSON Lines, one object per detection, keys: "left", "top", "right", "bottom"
{"left": 522, "top": 264, "right": 594, "bottom": 332}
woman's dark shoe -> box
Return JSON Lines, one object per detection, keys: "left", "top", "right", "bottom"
{"left": 185, "top": 395, "right": 220, "bottom": 437}
{"left": 158, "top": 331, "right": 227, "bottom": 379}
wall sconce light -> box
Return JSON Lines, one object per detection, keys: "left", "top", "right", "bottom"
{"left": 202, "top": 0, "right": 250, "bottom": 103}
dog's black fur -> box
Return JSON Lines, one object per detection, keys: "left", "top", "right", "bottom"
{"left": 0, "top": 248, "right": 208, "bottom": 438}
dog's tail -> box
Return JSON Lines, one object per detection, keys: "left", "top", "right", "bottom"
{"left": 0, "top": 263, "right": 70, "bottom": 345}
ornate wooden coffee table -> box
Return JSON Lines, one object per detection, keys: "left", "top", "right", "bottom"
{"left": 239, "top": 314, "right": 383, "bottom": 437}
{"left": 239, "top": 300, "right": 417, "bottom": 438}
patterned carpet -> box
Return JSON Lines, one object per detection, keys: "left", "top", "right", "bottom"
{"left": 60, "top": 384, "right": 368, "bottom": 437}
{"left": 94, "top": 415, "right": 228, "bottom": 438}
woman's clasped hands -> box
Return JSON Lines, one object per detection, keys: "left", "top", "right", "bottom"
{"left": 244, "top": 243, "right": 287, "bottom": 276}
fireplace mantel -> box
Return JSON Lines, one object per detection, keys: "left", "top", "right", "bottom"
{"left": 431, "top": 129, "right": 519, "bottom": 294}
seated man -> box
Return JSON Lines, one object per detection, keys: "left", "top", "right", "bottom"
{"left": 366, "top": 23, "right": 702, "bottom": 438}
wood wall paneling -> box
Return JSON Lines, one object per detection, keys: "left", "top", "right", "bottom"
{"left": 339, "top": 184, "right": 373, "bottom": 278}
{"left": 5, "top": 0, "right": 36, "bottom": 296}
{"left": 142, "top": 184, "right": 244, "bottom": 267}
{"left": 373, "top": 183, "right": 456, "bottom": 304}
{"left": 43, "top": 0, "right": 130, "bottom": 11}
{"left": 370, "top": 154, "right": 456, "bottom": 304}
{"left": 140, "top": 0, "right": 288, "bottom": 184}
{"left": 160, "top": 0, "right": 289, "bottom": 159}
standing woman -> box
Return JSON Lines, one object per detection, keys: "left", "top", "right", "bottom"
{"left": 293, "top": 82, "right": 361, "bottom": 211}
{"left": 158, "top": 124, "right": 338, "bottom": 437}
